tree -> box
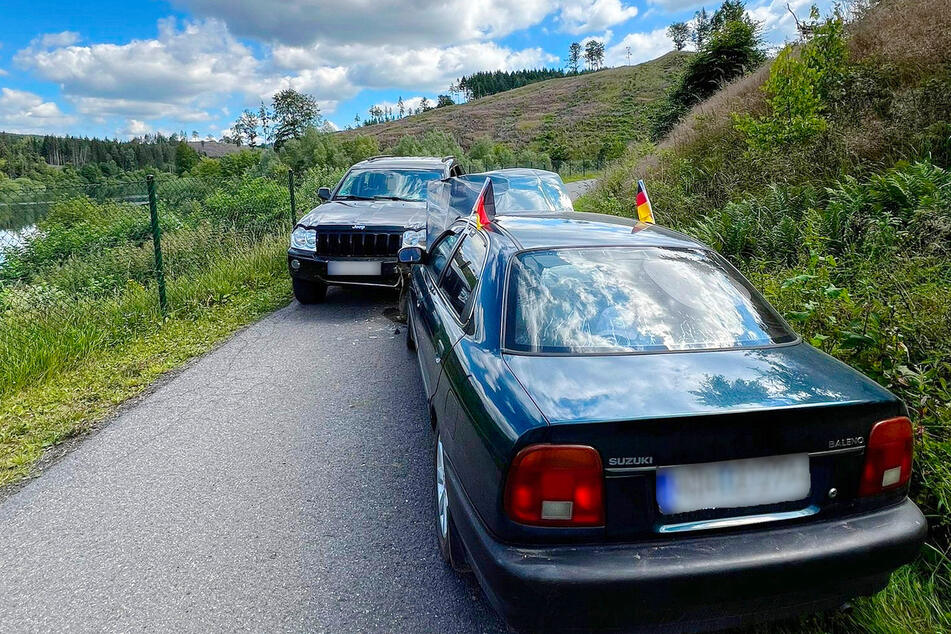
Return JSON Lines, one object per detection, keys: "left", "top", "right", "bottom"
{"left": 667, "top": 22, "right": 690, "bottom": 50}
{"left": 271, "top": 89, "right": 321, "bottom": 148}
{"left": 567, "top": 42, "right": 582, "bottom": 74}
{"left": 692, "top": 8, "right": 712, "bottom": 49}
{"left": 584, "top": 40, "right": 605, "bottom": 70}
{"left": 258, "top": 101, "right": 272, "bottom": 145}
{"left": 436, "top": 94, "right": 454, "bottom": 108}
{"left": 397, "top": 96, "right": 405, "bottom": 118}
{"left": 711, "top": 0, "right": 747, "bottom": 30}
{"left": 232, "top": 110, "right": 259, "bottom": 147}
{"left": 420, "top": 97, "right": 432, "bottom": 111}
{"left": 174, "top": 141, "right": 200, "bottom": 175}
{"left": 651, "top": 0, "right": 765, "bottom": 140}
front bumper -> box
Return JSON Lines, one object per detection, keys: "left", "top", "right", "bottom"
{"left": 448, "top": 467, "right": 927, "bottom": 632}
{"left": 287, "top": 249, "right": 401, "bottom": 289}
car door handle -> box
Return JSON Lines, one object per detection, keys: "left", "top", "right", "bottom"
{"left": 415, "top": 298, "right": 421, "bottom": 308}
{"left": 434, "top": 356, "right": 441, "bottom": 365}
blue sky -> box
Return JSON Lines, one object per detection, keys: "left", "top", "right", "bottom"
{"left": 0, "top": 0, "right": 824, "bottom": 139}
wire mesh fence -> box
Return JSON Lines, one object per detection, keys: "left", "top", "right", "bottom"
{"left": 0, "top": 158, "right": 601, "bottom": 395}
{"left": 0, "top": 172, "right": 296, "bottom": 395}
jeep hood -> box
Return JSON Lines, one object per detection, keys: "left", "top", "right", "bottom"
{"left": 298, "top": 200, "right": 426, "bottom": 230}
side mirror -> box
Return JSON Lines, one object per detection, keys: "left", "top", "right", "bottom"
{"left": 317, "top": 187, "right": 332, "bottom": 201}
{"left": 398, "top": 246, "right": 425, "bottom": 264}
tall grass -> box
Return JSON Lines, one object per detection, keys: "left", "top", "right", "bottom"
{"left": 579, "top": 0, "right": 951, "bottom": 628}
{"left": 0, "top": 172, "right": 305, "bottom": 483}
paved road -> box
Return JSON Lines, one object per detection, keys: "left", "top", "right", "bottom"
{"left": 565, "top": 178, "right": 597, "bottom": 201}
{"left": 0, "top": 290, "right": 506, "bottom": 633}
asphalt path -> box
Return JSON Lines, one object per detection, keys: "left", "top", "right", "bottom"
{"left": 565, "top": 178, "right": 597, "bottom": 201}
{"left": 0, "top": 290, "right": 507, "bottom": 633}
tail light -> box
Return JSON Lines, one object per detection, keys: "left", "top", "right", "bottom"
{"left": 859, "top": 416, "right": 913, "bottom": 497}
{"left": 504, "top": 445, "right": 604, "bottom": 527}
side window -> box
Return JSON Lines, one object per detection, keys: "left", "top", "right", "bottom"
{"left": 439, "top": 230, "right": 488, "bottom": 317}
{"left": 429, "top": 232, "right": 460, "bottom": 279}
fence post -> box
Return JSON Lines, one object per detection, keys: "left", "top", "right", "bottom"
{"left": 288, "top": 169, "right": 297, "bottom": 226}
{"left": 146, "top": 174, "right": 168, "bottom": 317}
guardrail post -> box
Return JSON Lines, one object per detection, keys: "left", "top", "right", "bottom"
{"left": 288, "top": 169, "right": 297, "bottom": 226}
{"left": 146, "top": 174, "right": 168, "bottom": 317}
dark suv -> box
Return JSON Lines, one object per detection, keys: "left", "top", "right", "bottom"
{"left": 288, "top": 156, "right": 463, "bottom": 303}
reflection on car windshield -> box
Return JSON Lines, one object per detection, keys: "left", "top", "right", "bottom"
{"left": 505, "top": 247, "right": 796, "bottom": 354}
{"left": 459, "top": 173, "right": 573, "bottom": 212}
{"left": 499, "top": 175, "right": 572, "bottom": 212}
{"left": 336, "top": 169, "right": 444, "bottom": 202}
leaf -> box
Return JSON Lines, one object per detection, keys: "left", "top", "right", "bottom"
{"left": 781, "top": 274, "right": 816, "bottom": 288}
{"left": 839, "top": 331, "right": 876, "bottom": 349}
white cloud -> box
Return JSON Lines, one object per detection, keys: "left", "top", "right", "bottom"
{"left": 173, "top": 0, "right": 559, "bottom": 47}
{"left": 749, "top": 0, "right": 816, "bottom": 44}
{"left": 118, "top": 118, "right": 150, "bottom": 138}
{"left": 274, "top": 41, "right": 557, "bottom": 93}
{"left": 17, "top": 19, "right": 261, "bottom": 102}
{"left": 0, "top": 88, "right": 75, "bottom": 133}
{"left": 29, "top": 31, "right": 81, "bottom": 49}
{"left": 605, "top": 28, "right": 673, "bottom": 66}
{"left": 0, "top": 69, "right": 7, "bottom": 77}
{"left": 559, "top": 0, "right": 638, "bottom": 35}
{"left": 646, "top": 0, "right": 707, "bottom": 11}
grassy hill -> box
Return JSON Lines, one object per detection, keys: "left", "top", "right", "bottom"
{"left": 339, "top": 51, "right": 692, "bottom": 159}
{"left": 580, "top": 0, "right": 951, "bottom": 630}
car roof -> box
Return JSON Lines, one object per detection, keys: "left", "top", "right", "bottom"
{"left": 482, "top": 168, "right": 560, "bottom": 179}
{"left": 492, "top": 212, "right": 706, "bottom": 251}
{"left": 350, "top": 156, "right": 453, "bottom": 170}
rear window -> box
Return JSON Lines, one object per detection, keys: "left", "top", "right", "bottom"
{"left": 504, "top": 247, "right": 796, "bottom": 354}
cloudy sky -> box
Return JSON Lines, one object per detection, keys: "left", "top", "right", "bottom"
{"left": 0, "top": 0, "right": 826, "bottom": 139}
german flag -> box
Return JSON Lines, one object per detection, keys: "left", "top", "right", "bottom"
{"left": 473, "top": 178, "right": 496, "bottom": 230}
{"left": 635, "top": 180, "right": 655, "bottom": 224}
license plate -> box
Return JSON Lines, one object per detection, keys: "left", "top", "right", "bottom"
{"left": 327, "top": 261, "right": 382, "bottom": 276}
{"left": 656, "top": 454, "right": 810, "bottom": 515}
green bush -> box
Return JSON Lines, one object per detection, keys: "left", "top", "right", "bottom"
{"left": 201, "top": 176, "right": 290, "bottom": 231}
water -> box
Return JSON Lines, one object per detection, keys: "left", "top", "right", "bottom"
{"left": 0, "top": 226, "right": 35, "bottom": 264}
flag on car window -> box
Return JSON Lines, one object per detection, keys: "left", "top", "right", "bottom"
{"left": 635, "top": 180, "right": 655, "bottom": 224}
{"left": 474, "top": 178, "right": 496, "bottom": 230}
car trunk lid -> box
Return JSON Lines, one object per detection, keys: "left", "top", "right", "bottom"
{"left": 503, "top": 344, "right": 904, "bottom": 537}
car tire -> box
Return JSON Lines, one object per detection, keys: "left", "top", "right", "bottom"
{"left": 292, "top": 278, "right": 327, "bottom": 304}
{"left": 434, "top": 432, "right": 469, "bottom": 572}
{"left": 406, "top": 305, "right": 417, "bottom": 351}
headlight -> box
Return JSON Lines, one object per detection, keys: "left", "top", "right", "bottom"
{"left": 291, "top": 227, "right": 316, "bottom": 250}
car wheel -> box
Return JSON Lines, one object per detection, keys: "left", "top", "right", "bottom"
{"left": 292, "top": 278, "right": 327, "bottom": 304}
{"left": 406, "top": 304, "right": 417, "bottom": 351}
{"left": 434, "top": 433, "right": 468, "bottom": 572}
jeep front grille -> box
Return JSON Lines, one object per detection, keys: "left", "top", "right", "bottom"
{"left": 315, "top": 231, "right": 402, "bottom": 257}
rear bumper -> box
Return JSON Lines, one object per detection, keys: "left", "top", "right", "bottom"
{"left": 287, "top": 250, "right": 400, "bottom": 289}
{"left": 448, "top": 468, "right": 927, "bottom": 632}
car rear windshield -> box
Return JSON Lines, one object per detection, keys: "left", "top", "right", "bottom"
{"left": 336, "top": 169, "right": 444, "bottom": 202}
{"left": 504, "top": 247, "right": 796, "bottom": 354}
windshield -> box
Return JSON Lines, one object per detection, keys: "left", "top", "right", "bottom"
{"left": 335, "top": 169, "right": 444, "bottom": 202}
{"left": 459, "top": 173, "right": 573, "bottom": 212}
{"left": 504, "top": 247, "right": 796, "bottom": 354}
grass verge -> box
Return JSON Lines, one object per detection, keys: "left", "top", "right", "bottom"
{"left": 0, "top": 237, "right": 291, "bottom": 488}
